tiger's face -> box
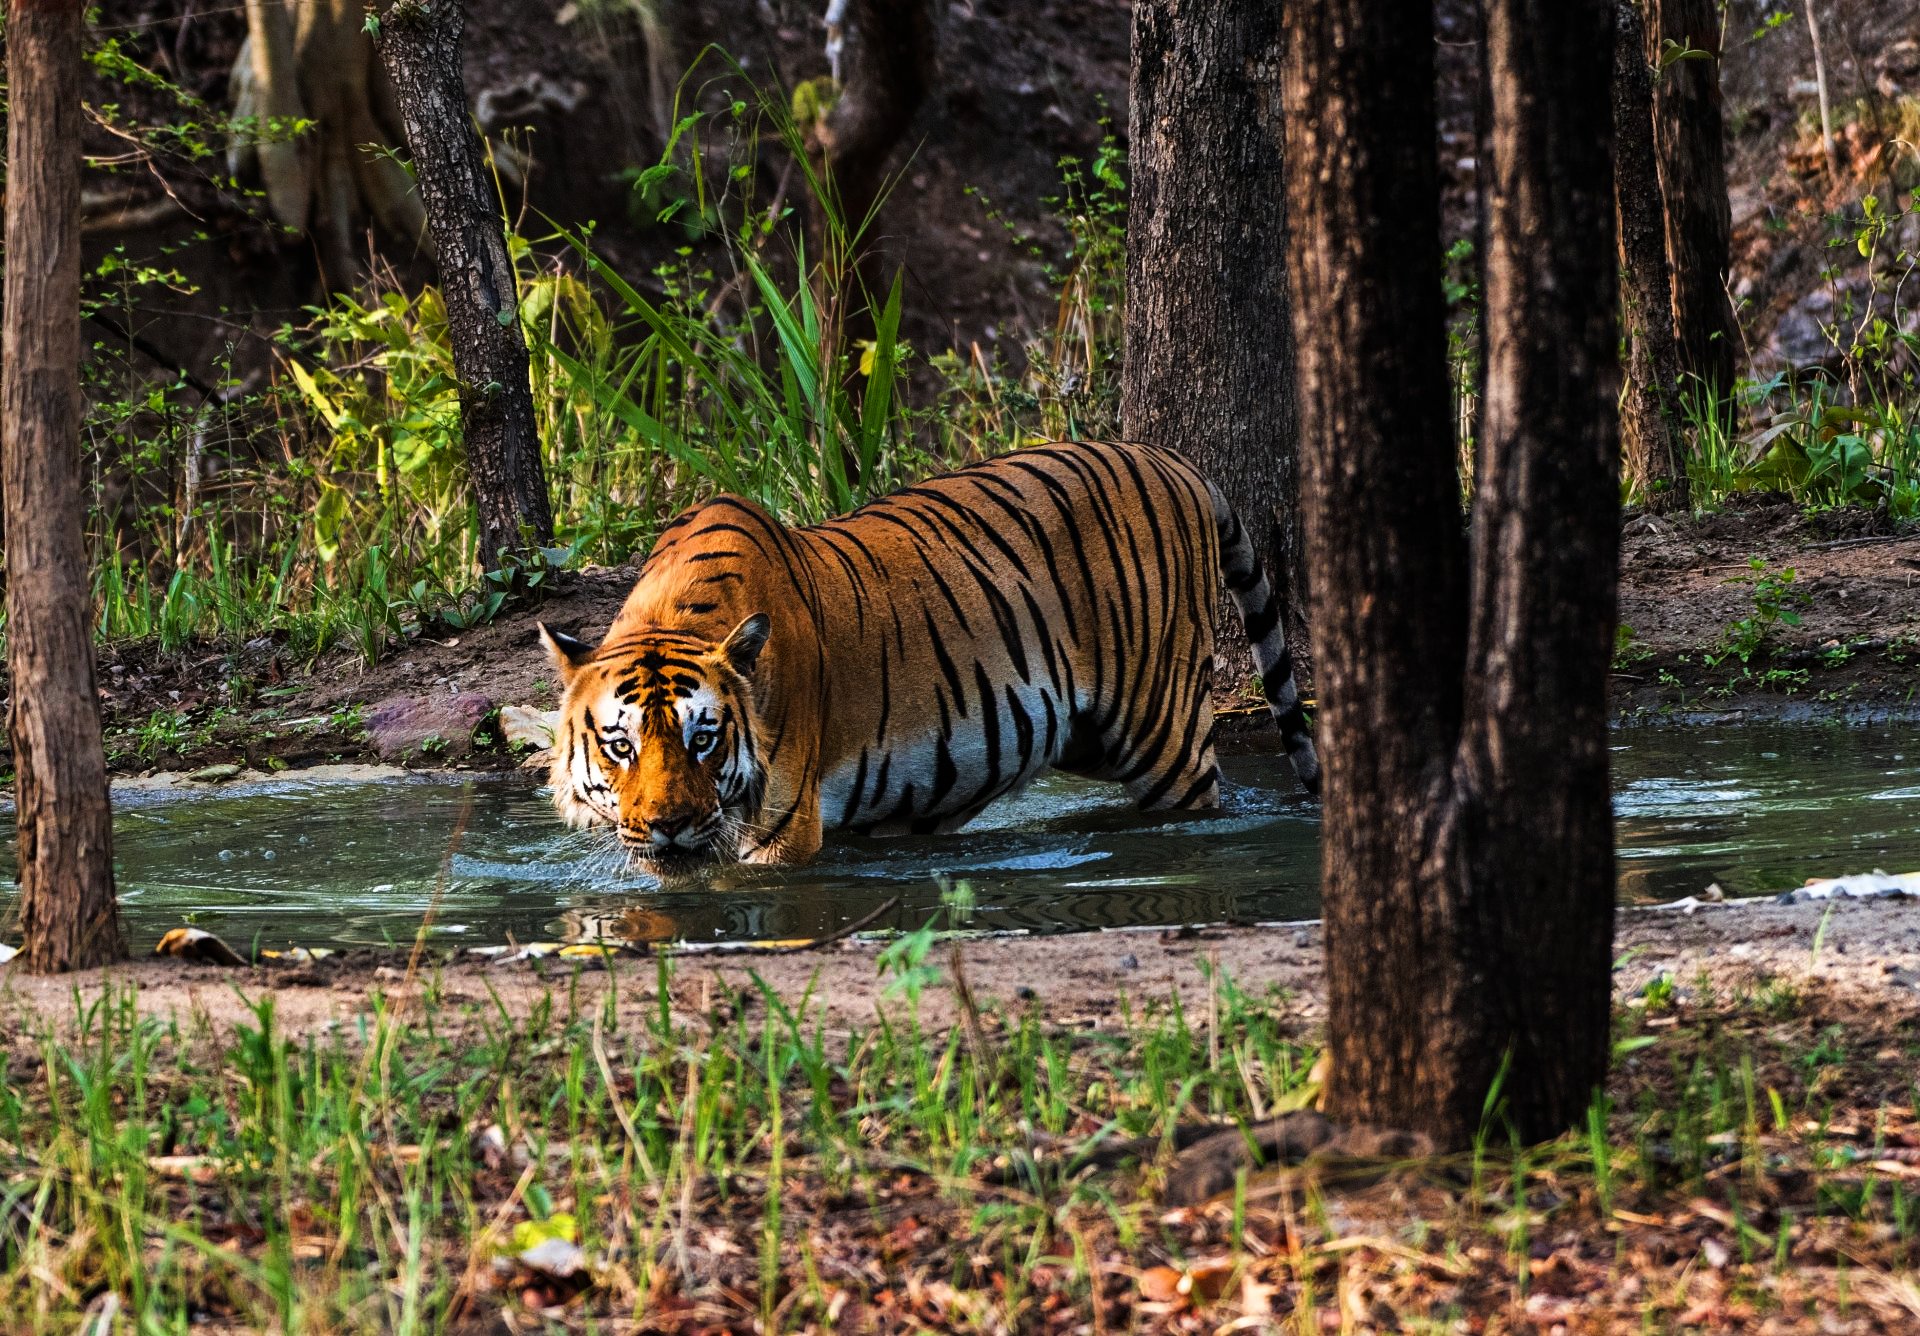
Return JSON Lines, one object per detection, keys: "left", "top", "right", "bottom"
{"left": 538, "top": 614, "right": 770, "bottom": 872}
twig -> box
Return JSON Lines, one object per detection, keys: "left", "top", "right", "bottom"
{"left": 405, "top": 783, "right": 474, "bottom": 988}
{"left": 672, "top": 1055, "right": 699, "bottom": 1284}
{"left": 764, "top": 895, "right": 903, "bottom": 954}
{"left": 1805, "top": 0, "right": 1842, "bottom": 190}
{"left": 949, "top": 941, "right": 997, "bottom": 1102}
{"left": 85, "top": 309, "right": 219, "bottom": 399}
{"left": 1803, "top": 533, "right": 1915, "bottom": 551}
{"left": 592, "top": 1009, "right": 660, "bottom": 1181}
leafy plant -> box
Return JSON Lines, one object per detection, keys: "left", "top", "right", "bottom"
{"left": 1715, "top": 558, "right": 1809, "bottom": 665}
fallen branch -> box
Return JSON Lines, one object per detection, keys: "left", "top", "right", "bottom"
{"left": 765, "top": 895, "right": 903, "bottom": 954}
{"left": 1803, "top": 533, "right": 1915, "bottom": 551}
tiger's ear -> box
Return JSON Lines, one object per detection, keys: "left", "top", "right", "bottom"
{"left": 720, "top": 613, "right": 771, "bottom": 679}
{"left": 537, "top": 623, "right": 595, "bottom": 682}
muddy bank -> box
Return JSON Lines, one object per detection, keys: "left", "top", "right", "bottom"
{"left": 1615, "top": 497, "right": 1920, "bottom": 721}
{"left": 5, "top": 895, "right": 1916, "bottom": 1044}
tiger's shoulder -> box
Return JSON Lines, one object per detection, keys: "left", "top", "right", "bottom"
{"left": 609, "top": 494, "right": 806, "bottom": 631}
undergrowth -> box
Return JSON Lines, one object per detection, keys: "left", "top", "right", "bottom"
{"left": 69, "top": 54, "right": 1128, "bottom": 669}
{"left": 1, "top": 957, "right": 1916, "bottom": 1331}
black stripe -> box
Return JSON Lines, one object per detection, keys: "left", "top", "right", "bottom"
{"left": 1006, "top": 685, "right": 1035, "bottom": 775}
{"left": 842, "top": 748, "right": 871, "bottom": 826}
{"left": 974, "top": 662, "right": 1003, "bottom": 801}
{"left": 924, "top": 609, "right": 967, "bottom": 715}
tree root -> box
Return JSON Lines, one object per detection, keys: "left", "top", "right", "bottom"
{"left": 978, "top": 1109, "right": 1434, "bottom": 1206}
{"left": 1161, "top": 1111, "right": 1433, "bottom": 1207}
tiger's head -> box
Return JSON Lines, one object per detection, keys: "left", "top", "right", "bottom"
{"left": 537, "top": 613, "right": 771, "bottom": 872}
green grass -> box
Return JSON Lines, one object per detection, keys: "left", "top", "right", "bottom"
{"left": 2, "top": 954, "right": 1917, "bottom": 1332}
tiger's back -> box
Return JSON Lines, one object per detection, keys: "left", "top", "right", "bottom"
{"left": 544, "top": 440, "right": 1317, "bottom": 867}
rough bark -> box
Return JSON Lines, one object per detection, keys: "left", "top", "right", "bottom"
{"left": 1645, "top": 0, "right": 1736, "bottom": 394}
{"left": 1123, "top": 0, "right": 1305, "bottom": 689}
{"left": 1285, "top": 0, "right": 1620, "bottom": 1148}
{"left": 4, "top": 0, "right": 126, "bottom": 972}
{"left": 375, "top": 1, "right": 554, "bottom": 575}
{"left": 1613, "top": 0, "right": 1689, "bottom": 512}
{"left": 1453, "top": 0, "right": 1622, "bottom": 1144}
{"left": 1281, "top": 0, "right": 1469, "bottom": 1147}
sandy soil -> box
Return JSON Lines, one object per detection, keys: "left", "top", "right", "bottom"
{"left": 6, "top": 895, "right": 1916, "bottom": 1045}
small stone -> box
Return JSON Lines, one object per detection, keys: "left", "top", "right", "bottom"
{"left": 1117, "top": 953, "right": 1139, "bottom": 971}
{"left": 184, "top": 763, "right": 243, "bottom": 784}
{"left": 500, "top": 704, "right": 559, "bottom": 751}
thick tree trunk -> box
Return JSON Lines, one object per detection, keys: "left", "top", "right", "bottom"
{"left": 375, "top": 1, "right": 553, "bottom": 575}
{"left": 228, "top": 0, "right": 427, "bottom": 288}
{"left": 1613, "top": 0, "right": 1689, "bottom": 512}
{"left": 1285, "top": 0, "right": 1620, "bottom": 1148}
{"left": 1645, "top": 0, "right": 1736, "bottom": 395}
{"left": 1281, "top": 0, "right": 1469, "bottom": 1136}
{"left": 1123, "top": 0, "right": 1305, "bottom": 691}
{"left": 1453, "top": 0, "right": 1622, "bottom": 1143}
{"left": 5, "top": 0, "right": 125, "bottom": 973}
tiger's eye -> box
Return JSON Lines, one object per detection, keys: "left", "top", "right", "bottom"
{"left": 689, "top": 729, "right": 718, "bottom": 757}
{"left": 606, "top": 736, "right": 635, "bottom": 763}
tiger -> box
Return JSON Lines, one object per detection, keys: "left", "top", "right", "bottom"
{"left": 537, "top": 439, "right": 1320, "bottom": 870}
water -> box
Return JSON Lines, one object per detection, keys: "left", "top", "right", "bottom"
{"left": 2, "top": 724, "right": 1917, "bottom": 950}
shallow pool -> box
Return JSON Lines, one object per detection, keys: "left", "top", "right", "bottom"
{"left": 3, "top": 723, "right": 1918, "bottom": 949}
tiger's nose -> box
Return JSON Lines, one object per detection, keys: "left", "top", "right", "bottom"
{"left": 648, "top": 815, "right": 691, "bottom": 846}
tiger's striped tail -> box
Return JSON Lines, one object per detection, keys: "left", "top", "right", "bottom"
{"left": 1208, "top": 482, "right": 1321, "bottom": 797}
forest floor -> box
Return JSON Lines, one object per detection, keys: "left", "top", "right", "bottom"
{"left": 81, "top": 496, "right": 1920, "bottom": 778}
{"left": 4, "top": 896, "right": 1919, "bottom": 1332}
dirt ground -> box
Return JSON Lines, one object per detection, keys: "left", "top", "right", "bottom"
{"left": 1615, "top": 497, "right": 1920, "bottom": 721}
{"left": 5, "top": 893, "right": 1914, "bottom": 1045}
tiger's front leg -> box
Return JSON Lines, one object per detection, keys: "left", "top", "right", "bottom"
{"left": 734, "top": 786, "right": 824, "bottom": 865}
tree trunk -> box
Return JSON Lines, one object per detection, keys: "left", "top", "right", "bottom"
{"left": 1285, "top": 0, "right": 1620, "bottom": 1148}
{"left": 1453, "top": 0, "right": 1622, "bottom": 1143}
{"left": 811, "top": 0, "right": 933, "bottom": 257}
{"left": 1123, "top": 0, "right": 1305, "bottom": 693}
{"left": 1282, "top": 0, "right": 1469, "bottom": 1134}
{"left": 805, "top": 0, "right": 934, "bottom": 493}
{"left": 375, "top": 0, "right": 553, "bottom": 576}
{"left": 1613, "top": 0, "right": 1689, "bottom": 512}
{"left": 1645, "top": 0, "right": 1736, "bottom": 395}
{"left": 228, "top": 0, "right": 427, "bottom": 288}
{"left": 5, "top": 0, "right": 125, "bottom": 973}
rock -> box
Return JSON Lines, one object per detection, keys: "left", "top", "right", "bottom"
{"left": 500, "top": 704, "right": 559, "bottom": 753}
{"left": 364, "top": 692, "right": 494, "bottom": 761}
{"left": 183, "top": 763, "right": 243, "bottom": 784}
{"left": 1763, "top": 291, "right": 1840, "bottom": 372}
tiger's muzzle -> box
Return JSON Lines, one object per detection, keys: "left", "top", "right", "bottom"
{"left": 619, "top": 809, "right": 728, "bottom": 872}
